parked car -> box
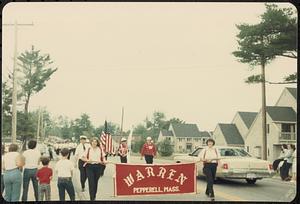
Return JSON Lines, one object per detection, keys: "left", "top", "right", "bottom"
{"left": 173, "top": 146, "right": 275, "bottom": 184}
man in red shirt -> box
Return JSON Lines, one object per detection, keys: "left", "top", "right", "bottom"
{"left": 36, "top": 157, "right": 53, "bottom": 201}
{"left": 140, "top": 137, "right": 157, "bottom": 164}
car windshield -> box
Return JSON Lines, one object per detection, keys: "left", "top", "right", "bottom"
{"left": 191, "top": 148, "right": 202, "bottom": 156}
{"left": 220, "top": 148, "right": 251, "bottom": 157}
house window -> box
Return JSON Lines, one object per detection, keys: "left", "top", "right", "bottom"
{"left": 179, "top": 146, "right": 182, "bottom": 150}
{"left": 281, "top": 123, "right": 295, "bottom": 132}
{"left": 202, "top": 138, "right": 206, "bottom": 145}
{"left": 187, "top": 138, "right": 192, "bottom": 142}
{"left": 268, "top": 148, "right": 270, "bottom": 156}
{"left": 168, "top": 137, "right": 171, "bottom": 141}
{"left": 267, "top": 124, "right": 270, "bottom": 134}
{"left": 247, "top": 146, "right": 249, "bottom": 152}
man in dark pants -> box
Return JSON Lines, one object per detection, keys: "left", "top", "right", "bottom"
{"left": 22, "top": 140, "right": 41, "bottom": 201}
{"left": 199, "top": 138, "right": 219, "bottom": 201}
{"left": 140, "top": 137, "right": 157, "bottom": 164}
{"left": 74, "top": 136, "right": 90, "bottom": 192}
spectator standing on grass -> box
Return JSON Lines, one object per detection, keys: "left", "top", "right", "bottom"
{"left": 140, "top": 137, "right": 157, "bottom": 164}
{"left": 81, "top": 137, "right": 107, "bottom": 201}
{"left": 22, "top": 140, "right": 41, "bottom": 201}
{"left": 36, "top": 157, "right": 53, "bottom": 201}
{"left": 55, "top": 148, "right": 75, "bottom": 201}
{"left": 3, "top": 144, "right": 24, "bottom": 202}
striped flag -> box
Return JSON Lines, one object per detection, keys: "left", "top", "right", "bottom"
{"left": 100, "top": 131, "right": 115, "bottom": 155}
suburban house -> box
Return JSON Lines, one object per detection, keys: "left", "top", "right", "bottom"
{"left": 275, "top": 87, "right": 297, "bottom": 111}
{"left": 213, "top": 123, "right": 245, "bottom": 147}
{"left": 158, "top": 123, "right": 211, "bottom": 153}
{"left": 231, "top": 112, "right": 257, "bottom": 140}
{"left": 244, "top": 106, "right": 297, "bottom": 161}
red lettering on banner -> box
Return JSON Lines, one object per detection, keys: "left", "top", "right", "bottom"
{"left": 115, "top": 163, "right": 196, "bottom": 196}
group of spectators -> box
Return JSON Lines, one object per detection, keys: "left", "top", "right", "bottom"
{"left": 2, "top": 141, "right": 55, "bottom": 202}
{"left": 272, "top": 144, "right": 296, "bottom": 182}
{"left": 1, "top": 135, "right": 161, "bottom": 202}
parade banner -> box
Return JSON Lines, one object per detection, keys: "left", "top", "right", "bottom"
{"left": 115, "top": 163, "right": 196, "bottom": 196}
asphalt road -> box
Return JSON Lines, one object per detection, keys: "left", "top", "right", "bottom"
{"left": 73, "top": 155, "right": 297, "bottom": 202}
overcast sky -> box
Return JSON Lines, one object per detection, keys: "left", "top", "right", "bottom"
{"left": 2, "top": 2, "right": 297, "bottom": 131}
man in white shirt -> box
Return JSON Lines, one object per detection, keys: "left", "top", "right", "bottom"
{"left": 55, "top": 148, "right": 75, "bottom": 201}
{"left": 74, "top": 136, "right": 90, "bottom": 191}
{"left": 21, "top": 140, "right": 41, "bottom": 201}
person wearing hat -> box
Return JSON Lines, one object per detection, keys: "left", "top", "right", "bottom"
{"left": 118, "top": 138, "right": 129, "bottom": 163}
{"left": 198, "top": 138, "right": 219, "bottom": 201}
{"left": 74, "top": 136, "right": 90, "bottom": 192}
{"left": 140, "top": 137, "right": 157, "bottom": 164}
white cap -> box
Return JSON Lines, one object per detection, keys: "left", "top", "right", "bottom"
{"left": 146, "top": 137, "right": 152, "bottom": 140}
{"left": 80, "top": 135, "right": 87, "bottom": 140}
{"left": 121, "top": 137, "right": 127, "bottom": 142}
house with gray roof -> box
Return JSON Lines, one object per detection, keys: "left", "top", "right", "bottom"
{"left": 275, "top": 87, "right": 297, "bottom": 111}
{"left": 245, "top": 106, "right": 296, "bottom": 161}
{"left": 158, "top": 123, "right": 211, "bottom": 153}
{"left": 231, "top": 111, "right": 257, "bottom": 140}
{"left": 213, "top": 123, "right": 245, "bottom": 147}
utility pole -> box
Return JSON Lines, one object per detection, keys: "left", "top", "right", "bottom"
{"left": 120, "top": 107, "right": 124, "bottom": 137}
{"left": 261, "top": 63, "right": 267, "bottom": 160}
{"left": 3, "top": 21, "right": 34, "bottom": 143}
{"left": 37, "top": 107, "right": 41, "bottom": 141}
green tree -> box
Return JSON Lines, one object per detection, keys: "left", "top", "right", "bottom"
{"left": 244, "top": 4, "right": 297, "bottom": 84}
{"left": 131, "top": 139, "right": 145, "bottom": 153}
{"left": 18, "top": 46, "right": 57, "bottom": 114}
{"left": 73, "top": 113, "right": 94, "bottom": 139}
{"left": 232, "top": 4, "right": 293, "bottom": 160}
{"left": 94, "top": 122, "right": 120, "bottom": 136}
{"left": 2, "top": 81, "right": 13, "bottom": 137}
{"left": 158, "top": 138, "right": 174, "bottom": 157}
{"left": 162, "top": 117, "right": 185, "bottom": 130}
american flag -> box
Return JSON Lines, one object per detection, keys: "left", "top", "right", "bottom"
{"left": 100, "top": 131, "right": 115, "bottom": 155}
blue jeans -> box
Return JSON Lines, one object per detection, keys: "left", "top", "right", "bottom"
{"left": 57, "top": 177, "right": 75, "bottom": 201}
{"left": 3, "top": 168, "right": 22, "bottom": 202}
{"left": 22, "top": 168, "right": 39, "bottom": 201}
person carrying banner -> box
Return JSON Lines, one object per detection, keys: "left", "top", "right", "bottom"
{"left": 198, "top": 138, "right": 219, "bottom": 201}
{"left": 140, "top": 137, "right": 157, "bottom": 164}
{"left": 81, "top": 137, "right": 107, "bottom": 201}
{"left": 118, "top": 138, "right": 128, "bottom": 163}
{"left": 74, "top": 135, "right": 90, "bottom": 192}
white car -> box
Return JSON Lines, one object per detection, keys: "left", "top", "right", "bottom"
{"left": 174, "top": 146, "right": 275, "bottom": 184}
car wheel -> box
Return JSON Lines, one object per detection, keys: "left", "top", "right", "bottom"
{"left": 246, "top": 178, "right": 257, "bottom": 184}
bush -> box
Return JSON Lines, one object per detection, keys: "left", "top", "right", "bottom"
{"left": 131, "top": 139, "right": 145, "bottom": 153}
{"left": 158, "top": 139, "right": 174, "bottom": 157}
